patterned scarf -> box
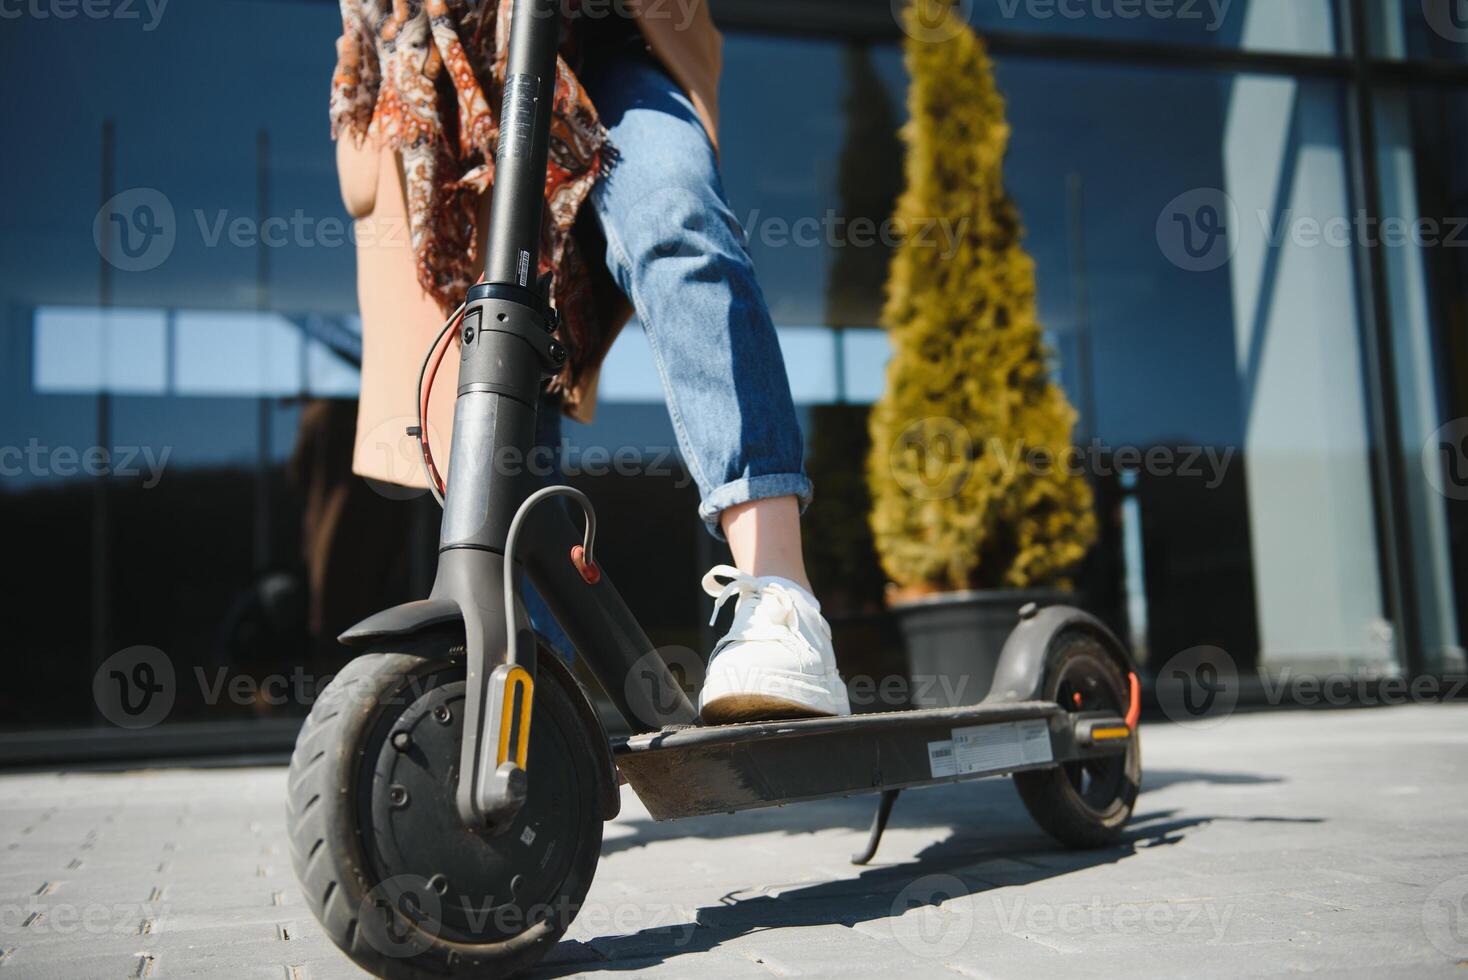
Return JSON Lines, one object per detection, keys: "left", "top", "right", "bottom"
{"left": 330, "top": 0, "right": 608, "bottom": 397}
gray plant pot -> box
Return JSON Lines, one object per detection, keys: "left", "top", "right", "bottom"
{"left": 894, "top": 589, "right": 1064, "bottom": 708}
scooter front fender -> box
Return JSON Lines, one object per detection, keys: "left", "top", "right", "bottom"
{"left": 338, "top": 599, "right": 463, "bottom": 645}
{"left": 334, "top": 599, "right": 620, "bottom": 822}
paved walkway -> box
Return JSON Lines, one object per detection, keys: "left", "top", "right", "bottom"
{"left": 2, "top": 704, "right": 1466, "bottom": 978}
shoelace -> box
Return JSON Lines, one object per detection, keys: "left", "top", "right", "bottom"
{"left": 701, "top": 564, "right": 798, "bottom": 629}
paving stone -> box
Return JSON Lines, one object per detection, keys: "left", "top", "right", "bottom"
{"left": 2, "top": 705, "right": 1466, "bottom": 978}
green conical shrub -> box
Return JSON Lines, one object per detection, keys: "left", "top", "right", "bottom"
{"left": 867, "top": 0, "right": 1097, "bottom": 594}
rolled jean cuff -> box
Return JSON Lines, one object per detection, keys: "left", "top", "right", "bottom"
{"left": 698, "top": 473, "right": 814, "bottom": 540}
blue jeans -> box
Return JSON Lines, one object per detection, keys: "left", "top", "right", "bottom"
{"left": 568, "top": 46, "right": 813, "bottom": 540}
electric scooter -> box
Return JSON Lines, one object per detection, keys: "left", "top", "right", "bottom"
{"left": 286, "top": 3, "right": 1141, "bottom": 976}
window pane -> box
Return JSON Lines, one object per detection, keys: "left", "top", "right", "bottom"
{"left": 1, "top": 2, "right": 379, "bottom": 734}
{"left": 1372, "top": 85, "right": 1468, "bottom": 673}
{"left": 1003, "top": 61, "right": 1386, "bottom": 673}
{"left": 841, "top": 329, "right": 893, "bottom": 404}
{"left": 34, "top": 307, "right": 167, "bottom": 396}
{"left": 1368, "top": 0, "right": 1468, "bottom": 61}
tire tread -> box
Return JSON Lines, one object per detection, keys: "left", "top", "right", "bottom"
{"left": 285, "top": 647, "right": 602, "bottom": 980}
{"left": 1013, "top": 633, "right": 1141, "bottom": 849}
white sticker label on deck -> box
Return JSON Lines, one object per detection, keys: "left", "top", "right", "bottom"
{"left": 927, "top": 719, "right": 1053, "bottom": 779}
{"left": 927, "top": 739, "right": 957, "bottom": 777}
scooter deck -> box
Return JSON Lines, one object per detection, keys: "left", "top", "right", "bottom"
{"left": 612, "top": 700, "right": 1122, "bottom": 820}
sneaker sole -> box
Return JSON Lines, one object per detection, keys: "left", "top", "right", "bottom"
{"left": 699, "top": 693, "right": 840, "bottom": 725}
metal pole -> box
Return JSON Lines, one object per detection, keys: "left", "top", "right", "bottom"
{"left": 483, "top": 0, "right": 561, "bottom": 288}
{"left": 1341, "top": 0, "right": 1424, "bottom": 677}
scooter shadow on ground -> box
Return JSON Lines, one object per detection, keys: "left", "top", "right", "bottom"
{"left": 529, "top": 813, "right": 1182, "bottom": 977}
{"left": 529, "top": 771, "right": 1322, "bottom": 977}
{"left": 594, "top": 765, "right": 1288, "bottom": 858}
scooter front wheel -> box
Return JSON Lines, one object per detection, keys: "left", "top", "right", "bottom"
{"left": 286, "top": 641, "right": 603, "bottom": 979}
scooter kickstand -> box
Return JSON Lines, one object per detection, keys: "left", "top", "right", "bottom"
{"left": 851, "top": 788, "right": 901, "bottom": 865}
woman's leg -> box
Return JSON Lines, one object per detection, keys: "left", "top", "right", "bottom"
{"left": 579, "top": 51, "right": 812, "bottom": 547}
{"left": 580, "top": 50, "right": 847, "bottom": 721}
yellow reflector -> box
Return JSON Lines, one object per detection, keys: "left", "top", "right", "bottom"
{"left": 496, "top": 665, "right": 534, "bottom": 770}
{"left": 1090, "top": 726, "right": 1132, "bottom": 742}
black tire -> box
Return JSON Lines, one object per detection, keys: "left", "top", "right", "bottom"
{"left": 287, "top": 639, "right": 604, "bottom": 979}
{"left": 1013, "top": 632, "right": 1141, "bottom": 848}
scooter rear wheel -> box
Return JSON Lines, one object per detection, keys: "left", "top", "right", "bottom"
{"left": 286, "top": 640, "right": 603, "bottom": 979}
{"left": 1013, "top": 632, "right": 1141, "bottom": 847}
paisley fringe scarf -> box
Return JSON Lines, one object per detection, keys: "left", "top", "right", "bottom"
{"left": 330, "top": 0, "right": 609, "bottom": 397}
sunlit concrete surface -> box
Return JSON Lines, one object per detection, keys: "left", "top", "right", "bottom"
{"left": 1, "top": 704, "right": 1466, "bottom": 978}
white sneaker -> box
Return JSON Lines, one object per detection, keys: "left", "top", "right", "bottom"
{"left": 697, "top": 565, "right": 852, "bottom": 725}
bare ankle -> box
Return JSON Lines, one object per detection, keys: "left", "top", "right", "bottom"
{"left": 719, "top": 496, "right": 813, "bottom": 594}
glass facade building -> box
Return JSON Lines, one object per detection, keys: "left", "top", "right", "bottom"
{"left": 3, "top": 0, "right": 1465, "bottom": 758}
